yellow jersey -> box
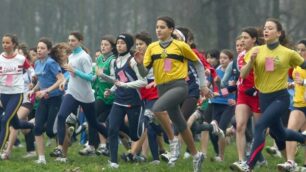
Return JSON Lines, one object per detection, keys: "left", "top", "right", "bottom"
{"left": 292, "top": 67, "right": 306, "bottom": 107}
{"left": 244, "top": 44, "right": 304, "bottom": 93}
{"left": 143, "top": 39, "right": 199, "bottom": 85}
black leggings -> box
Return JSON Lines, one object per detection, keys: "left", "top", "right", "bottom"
{"left": 153, "top": 80, "right": 188, "bottom": 133}
{"left": 34, "top": 95, "right": 62, "bottom": 137}
{"left": 88, "top": 99, "right": 112, "bottom": 147}
{"left": 57, "top": 94, "right": 107, "bottom": 145}
{"left": 211, "top": 103, "right": 235, "bottom": 133}
{"left": 174, "top": 96, "right": 198, "bottom": 136}
{"left": 108, "top": 104, "right": 142, "bottom": 163}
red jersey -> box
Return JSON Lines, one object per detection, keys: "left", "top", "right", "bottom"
{"left": 192, "top": 48, "right": 217, "bottom": 79}
{"left": 237, "top": 51, "right": 255, "bottom": 92}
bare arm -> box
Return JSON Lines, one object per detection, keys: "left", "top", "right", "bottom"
{"left": 221, "top": 62, "right": 233, "bottom": 87}
{"left": 116, "top": 58, "right": 148, "bottom": 88}
{"left": 134, "top": 51, "right": 149, "bottom": 77}
{"left": 240, "top": 48, "right": 258, "bottom": 79}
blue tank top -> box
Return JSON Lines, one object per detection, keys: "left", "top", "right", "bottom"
{"left": 187, "top": 61, "right": 200, "bottom": 99}
{"left": 114, "top": 56, "right": 142, "bottom": 106}
{"left": 211, "top": 66, "right": 236, "bottom": 105}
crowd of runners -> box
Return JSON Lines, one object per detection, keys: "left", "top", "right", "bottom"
{"left": 1, "top": 16, "right": 306, "bottom": 172}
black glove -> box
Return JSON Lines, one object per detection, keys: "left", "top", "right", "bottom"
{"left": 227, "top": 85, "right": 237, "bottom": 93}
{"left": 244, "top": 87, "right": 258, "bottom": 97}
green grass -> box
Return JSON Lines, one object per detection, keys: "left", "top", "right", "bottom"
{"left": 0, "top": 135, "right": 305, "bottom": 172}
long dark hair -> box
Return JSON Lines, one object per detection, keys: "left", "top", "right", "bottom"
{"left": 3, "top": 33, "right": 19, "bottom": 50}
{"left": 69, "top": 31, "right": 89, "bottom": 53}
{"left": 241, "top": 27, "right": 264, "bottom": 45}
{"left": 101, "top": 34, "right": 117, "bottom": 55}
{"left": 157, "top": 16, "right": 175, "bottom": 38}
{"left": 176, "top": 27, "right": 197, "bottom": 48}
{"left": 38, "top": 37, "right": 52, "bottom": 50}
{"left": 265, "top": 18, "right": 289, "bottom": 46}
{"left": 298, "top": 39, "right": 306, "bottom": 46}
{"left": 157, "top": 16, "right": 175, "bottom": 29}
{"left": 135, "top": 32, "right": 152, "bottom": 46}
{"left": 50, "top": 42, "right": 71, "bottom": 65}
{"left": 18, "top": 43, "right": 30, "bottom": 60}
{"left": 221, "top": 49, "right": 234, "bottom": 60}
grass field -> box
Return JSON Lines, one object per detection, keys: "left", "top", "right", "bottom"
{"left": 0, "top": 135, "right": 304, "bottom": 172}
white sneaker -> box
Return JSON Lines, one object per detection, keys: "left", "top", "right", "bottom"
{"left": 193, "top": 152, "right": 205, "bottom": 172}
{"left": 168, "top": 137, "right": 181, "bottom": 164}
{"left": 295, "top": 166, "right": 306, "bottom": 172}
{"left": 150, "top": 160, "right": 160, "bottom": 165}
{"left": 277, "top": 160, "right": 297, "bottom": 172}
{"left": 79, "top": 145, "right": 95, "bottom": 156}
{"left": 0, "top": 151, "right": 10, "bottom": 160}
{"left": 160, "top": 152, "right": 171, "bottom": 162}
{"left": 255, "top": 159, "right": 268, "bottom": 168}
{"left": 211, "top": 121, "right": 225, "bottom": 138}
{"left": 230, "top": 161, "right": 244, "bottom": 171}
{"left": 229, "top": 160, "right": 250, "bottom": 172}
{"left": 266, "top": 146, "right": 282, "bottom": 158}
{"left": 183, "top": 152, "right": 191, "bottom": 159}
{"left": 96, "top": 144, "right": 109, "bottom": 156}
{"left": 210, "top": 156, "right": 223, "bottom": 162}
{"left": 14, "top": 143, "right": 24, "bottom": 148}
{"left": 55, "top": 157, "right": 67, "bottom": 163}
{"left": 23, "top": 151, "right": 37, "bottom": 158}
{"left": 108, "top": 160, "right": 119, "bottom": 169}
{"left": 34, "top": 159, "right": 46, "bottom": 165}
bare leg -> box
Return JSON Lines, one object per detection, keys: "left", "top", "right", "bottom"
{"left": 154, "top": 112, "right": 174, "bottom": 140}
{"left": 235, "top": 104, "right": 251, "bottom": 161}
{"left": 35, "top": 135, "right": 44, "bottom": 156}
{"left": 180, "top": 128, "right": 197, "bottom": 155}
{"left": 4, "top": 106, "right": 31, "bottom": 155}
{"left": 286, "top": 110, "right": 305, "bottom": 161}
{"left": 130, "top": 129, "right": 147, "bottom": 155}
{"left": 200, "top": 131, "right": 209, "bottom": 155}
{"left": 141, "top": 135, "right": 149, "bottom": 157}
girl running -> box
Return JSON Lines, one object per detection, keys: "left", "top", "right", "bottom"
{"left": 234, "top": 18, "right": 306, "bottom": 172}
{"left": 31, "top": 38, "right": 65, "bottom": 164}
{"left": 1, "top": 43, "right": 37, "bottom": 160}
{"left": 209, "top": 49, "right": 236, "bottom": 162}
{"left": 79, "top": 35, "right": 116, "bottom": 156}
{"left": 135, "top": 16, "right": 211, "bottom": 172}
{"left": 277, "top": 39, "right": 306, "bottom": 172}
{"left": 0, "top": 34, "right": 34, "bottom": 155}
{"left": 53, "top": 32, "right": 107, "bottom": 162}
{"left": 230, "top": 27, "right": 266, "bottom": 170}
{"left": 120, "top": 32, "right": 155, "bottom": 163}
{"left": 104, "top": 33, "right": 147, "bottom": 168}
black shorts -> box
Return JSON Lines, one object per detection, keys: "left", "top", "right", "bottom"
{"left": 21, "top": 102, "right": 34, "bottom": 115}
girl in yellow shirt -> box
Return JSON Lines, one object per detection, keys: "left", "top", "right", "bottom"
{"left": 277, "top": 39, "right": 306, "bottom": 171}
{"left": 135, "top": 16, "right": 211, "bottom": 172}
{"left": 236, "top": 18, "right": 306, "bottom": 172}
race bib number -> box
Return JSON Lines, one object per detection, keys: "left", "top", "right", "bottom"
{"left": 164, "top": 58, "right": 172, "bottom": 72}
{"left": 118, "top": 70, "right": 128, "bottom": 82}
{"left": 5, "top": 74, "right": 14, "bottom": 86}
{"left": 265, "top": 57, "right": 274, "bottom": 72}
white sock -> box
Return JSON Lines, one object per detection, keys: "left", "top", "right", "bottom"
{"left": 193, "top": 152, "right": 200, "bottom": 158}
{"left": 171, "top": 137, "right": 178, "bottom": 142}
{"left": 288, "top": 160, "right": 295, "bottom": 164}
{"left": 38, "top": 155, "right": 45, "bottom": 161}
{"left": 99, "top": 143, "right": 106, "bottom": 148}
